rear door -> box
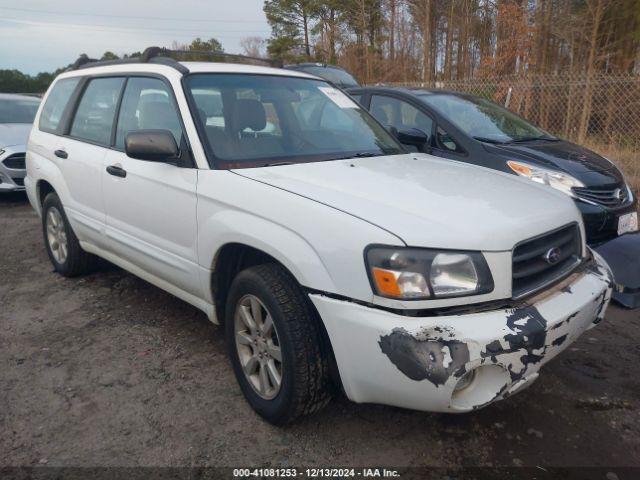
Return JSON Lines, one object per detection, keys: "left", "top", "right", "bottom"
{"left": 102, "top": 76, "right": 201, "bottom": 297}
{"left": 36, "top": 76, "right": 125, "bottom": 248}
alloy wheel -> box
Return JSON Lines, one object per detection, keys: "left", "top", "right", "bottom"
{"left": 46, "top": 207, "right": 68, "bottom": 264}
{"left": 234, "top": 294, "right": 283, "bottom": 400}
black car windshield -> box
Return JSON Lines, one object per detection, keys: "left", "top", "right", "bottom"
{"left": 186, "top": 74, "right": 401, "bottom": 168}
{"left": 419, "top": 93, "right": 549, "bottom": 143}
{"left": 0, "top": 97, "right": 40, "bottom": 124}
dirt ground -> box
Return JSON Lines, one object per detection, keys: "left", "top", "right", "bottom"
{"left": 1, "top": 191, "right": 639, "bottom": 471}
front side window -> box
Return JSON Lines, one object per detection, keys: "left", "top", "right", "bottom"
{"left": 0, "top": 96, "right": 40, "bottom": 124}
{"left": 369, "top": 95, "right": 433, "bottom": 135}
{"left": 115, "top": 77, "right": 183, "bottom": 150}
{"left": 420, "top": 93, "right": 548, "bottom": 143}
{"left": 70, "top": 77, "right": 124, "bottom": 145}
{"left": 39, "top": 78, "right": 80, "bottom": 133}
{"left": 185, "top": 74, "right": 402, "bottom": 168}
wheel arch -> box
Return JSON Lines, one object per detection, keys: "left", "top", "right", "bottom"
{"left": 209, "top": 240, "right": 334, "bottom": 323}
{"left": 211, "top": 242, "right": 342, "bottom": 389}
{"left": 37, "top": 179, "right": 56, "bottom": 206}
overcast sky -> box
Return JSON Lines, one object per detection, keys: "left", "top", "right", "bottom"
{"left": 0, "top": 0, "right": 271, "bottom": 74}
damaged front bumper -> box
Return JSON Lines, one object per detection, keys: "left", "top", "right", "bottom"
{"left": 310, "top": 253, "right": 613, "bottom": 413}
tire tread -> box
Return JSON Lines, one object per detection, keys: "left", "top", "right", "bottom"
{"left": 228, "top": 263, "right": 333, "bottom": 424}
{"left": 42, "top": 193, "right": 96, "bottom": 277}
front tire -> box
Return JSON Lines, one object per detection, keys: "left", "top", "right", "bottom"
{"left": 225, "top": 263, "right": 333, "bottom": 424}
{"left": 42, "top": 192, "right": 96, "bottom": 277}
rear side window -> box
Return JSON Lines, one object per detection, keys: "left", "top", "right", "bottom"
{"left": 39, "top": 78, "right": 80, "bottom": 133}
{"left": 115, "top": 77, "right": 183, "bottom": 150}
{"left": 70, "top": 77, "right": 124, "bottom": 145}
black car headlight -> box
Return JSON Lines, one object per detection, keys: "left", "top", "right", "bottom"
{"left": 366, "top": 246, "right": 494, "bottom": 300}
{"left": 507, "top": 160, "right": 585, "bottom": 196}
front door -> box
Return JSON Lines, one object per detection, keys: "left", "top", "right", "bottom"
{"left": 102, "top": 76, "right": 201, "bottom": 298}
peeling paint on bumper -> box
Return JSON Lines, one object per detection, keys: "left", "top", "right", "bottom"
{"left": 310, "top": 253, "right": 613, "bottom": 413}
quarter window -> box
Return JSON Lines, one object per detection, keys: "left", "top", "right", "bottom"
{"left": 39, "top": 78, "right": 80, "bottom": 133}
{"left": 436, "top": 126, "right": 464, "bottom": 153}
{"left": 70, "top": 77, "right": 124, "bottom": 145}
{"left": 349, "top": 93, "right": 363, "bottom": 104}
{"left": 115, "top": 77, "right": 183, "bottom": 150}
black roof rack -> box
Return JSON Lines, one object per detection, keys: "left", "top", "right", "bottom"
{"left": 168, "top": 49, "right": 282, "bottom": 68}
{"left": 68, "top": 47, "right": 282, "bottom": 74}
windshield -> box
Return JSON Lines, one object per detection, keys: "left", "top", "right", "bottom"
{"left": 419, "top": 93, "right": 549, "bottom": 143}
{"left": 186, "top": 74, "right": 402, "bottom": 168}
{"left": 294, "top": 66, "right": 360, "bottom": 87}
{"left": 0, "top": 97, "right": 40, "bottom": 124}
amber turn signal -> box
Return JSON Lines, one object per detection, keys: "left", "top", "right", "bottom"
{"left": 507, "top": 160, "right": 532, "bottom": 177}
{"left": 372, "top": 267, "right": 402, "bottom": 297}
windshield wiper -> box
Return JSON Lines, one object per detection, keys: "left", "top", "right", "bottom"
{"left": 333, "top": 152, "right": 385, "bottom": 160}
{"left": 506, "top": 135, "right": 558, "bottom": 144}
{"left": 264, "top": 161, "right": 295, "bottom": 167}
{"left": 472, "top": 136, "right": 507, "bottom": 144}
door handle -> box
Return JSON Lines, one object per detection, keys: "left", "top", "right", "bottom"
{"left": 54, "top": 149, "right": 68, "bottom": 159}
{"left": 106, "top": 165, "right": 127, "bottom": 178}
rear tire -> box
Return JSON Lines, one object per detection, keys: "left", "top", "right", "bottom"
{"left": 42, "top": 192, "right": 96, "bottom": 277}
{"left": 225, "top": 263, "right": 333, "bottom": 424}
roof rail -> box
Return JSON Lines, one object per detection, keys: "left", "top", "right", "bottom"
{"left": 68, "top": 47, "right": 189, "bottom": 74}
{"left": 166, "top": 49, "right": 283, "bottom": 68}
{"left": 67, "top": 46, "right": 282, "bottom": 74}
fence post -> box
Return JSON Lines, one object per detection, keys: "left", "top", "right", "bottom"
{"left": 577, "top": 73, "right": 594, "bottom": 144}
{"left": 505, "top": 87, "right": 512, "bottom": 108}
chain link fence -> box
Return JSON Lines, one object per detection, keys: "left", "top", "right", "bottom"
{"left": 382, "top": 73, "right": 640, "bottom": 194}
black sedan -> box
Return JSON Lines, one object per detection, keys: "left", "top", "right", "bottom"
{"left": 347, "top": 86, "right": 638, "bottom": 246}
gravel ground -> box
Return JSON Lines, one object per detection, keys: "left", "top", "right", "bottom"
{"left": 1, "top": 191, "right": 639, "bottom": 470}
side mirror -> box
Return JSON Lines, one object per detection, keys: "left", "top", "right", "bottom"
{"left": 125, "top": 130, "right": 179, "bottom": 162}
{"left": 396, "top": 128, "right": 429, "bottom": 147}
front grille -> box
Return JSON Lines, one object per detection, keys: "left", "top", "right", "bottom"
{"left": 12, "top": 177, "right": 24, "bottom": 186}
{"left": 512, "top": 223, "right": 582, "bottom": 299}
{"left": 3, "top": 153, "right": 26, "bottom": 170}
{"left": 572, "top": 184, "right": 629, "bottom": 207}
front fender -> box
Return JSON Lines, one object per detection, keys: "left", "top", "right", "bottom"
{"left": 198, "top": 209, "right": 337, "bottom": 301}
{"left": 196, "top": 170, "right": 404, "bottom": 304}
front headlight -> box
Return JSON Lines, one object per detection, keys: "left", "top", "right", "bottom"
{"left": 366, "top": 247, "right": 494, "bottom": 300}
{"left": 507, "top": 160, "right": 584, "bottom": 196}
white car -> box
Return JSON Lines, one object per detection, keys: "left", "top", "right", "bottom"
{"left": 25, "top": 52, "right": 613, "bottom": 424}
{"left": 0, "top": 93, "right": 41, "bottom": 192}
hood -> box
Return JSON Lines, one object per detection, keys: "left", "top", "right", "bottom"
{"left": 0, "top": 123, "right": 32, "bottom": 148}
{"left": 233, "top": 154, "right": 581, "bottom": 251}
{"left": 486, "top": 139, "right": 624, "bottom": 186}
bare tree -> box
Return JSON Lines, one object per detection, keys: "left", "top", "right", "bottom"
{"left": 240, "top": 37, "right": 267, "bottom": 58}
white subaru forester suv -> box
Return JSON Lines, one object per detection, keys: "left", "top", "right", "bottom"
{"left": 25, "top": 51, "right": 613, "bottom": 424}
